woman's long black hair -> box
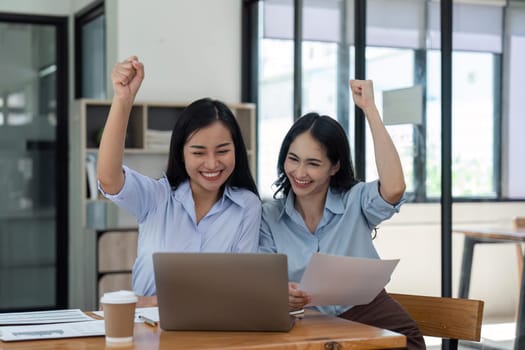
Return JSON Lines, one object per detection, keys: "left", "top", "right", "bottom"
{"left": 165, "top": 98, "right": 258, "bottom": 197}
{"left": 273, "top": 112, "right": 358, "bottom": 198}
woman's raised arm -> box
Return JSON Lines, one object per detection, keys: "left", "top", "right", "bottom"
{"left": 350, "top": 79, "right": 406, "bottom": 204}
{"left": 97, "top": 56, "right": 144, "bottom": 195}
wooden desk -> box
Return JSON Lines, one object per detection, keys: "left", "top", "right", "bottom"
{"left": 453, "top": 227, "right": 525, "bottom": 350}
{"left": 0, "top": 311, "right": 406, "bottom": 350}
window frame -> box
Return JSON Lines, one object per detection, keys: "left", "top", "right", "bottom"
{"left": 74, "top": 0, "right": 105, "bottom": 99}
{"left": 245, "top": 0, "right": 514, "bottom": 203}
{"left": 0, "top": 11, "right": 69, "bottom": 311}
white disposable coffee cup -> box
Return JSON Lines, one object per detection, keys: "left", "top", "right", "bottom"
{"left": 100, "top": 290, "right": 138, "bottom": 344}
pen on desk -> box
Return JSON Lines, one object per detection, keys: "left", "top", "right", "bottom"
{"left": 289, "top": 309, "right": 304, "bottom": 318}
{"left": 289, "top": 308, "right": 304, "bottom": 315}
{"left": 138, "top": 315, "right": 158, "bottom": 327}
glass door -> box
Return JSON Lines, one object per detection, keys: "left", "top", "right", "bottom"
{"left": 0, "top": 14, "right": 68, "bottom": 311}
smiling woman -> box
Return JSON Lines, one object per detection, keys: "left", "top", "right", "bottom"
{"left": 96, "top": 56, "right": 261, "bottom": 297}
{"left": 259, "top": 80, "right": 424, "bottom": 350}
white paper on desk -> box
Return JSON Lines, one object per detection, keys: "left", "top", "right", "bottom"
{"left": 0, "top": 309, "right": 95, "bottom": 325}
{"left": 0, "top": 320, "right": 105, "bottom": 342}
{"left": 299, "top": 253, "right": 399, "bottom": 306}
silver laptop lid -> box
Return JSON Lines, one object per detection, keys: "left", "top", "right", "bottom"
{"left": 153, "top": 252, "right": 295, "bottom": 332}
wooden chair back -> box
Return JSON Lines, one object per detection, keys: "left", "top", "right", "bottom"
{"left": 514, "top": 216, "right": 525, "bottom": 230}
{"left": 390, "top": 293, "right": 484, "bottom": 347}
{"left": 513, "top": 216, "right": 525, "bottom": 285}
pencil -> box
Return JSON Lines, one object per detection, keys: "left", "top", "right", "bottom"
{"left": 138, "top": 315, "right": 158, "bottom": 327}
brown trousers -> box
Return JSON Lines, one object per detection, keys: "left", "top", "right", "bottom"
{"left": 338, "top": 289, "right": 426, "bottom": 350}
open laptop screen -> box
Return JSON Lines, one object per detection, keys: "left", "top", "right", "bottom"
{"left": 153, "top": 252, "right": 295, "bottom": 332}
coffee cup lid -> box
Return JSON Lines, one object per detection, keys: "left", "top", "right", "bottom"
{"left": 100, "top": 290, "right": 138, "bottom": 304}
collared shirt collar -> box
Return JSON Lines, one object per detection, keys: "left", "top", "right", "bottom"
{"left": 223, "top": 185, "right": 245, "bottom": 207}
{"left": 280, "top": 187, "right": 345, "bottom": 220}
{"left": 174, "top": 179, "right": 244, "bottom": 209}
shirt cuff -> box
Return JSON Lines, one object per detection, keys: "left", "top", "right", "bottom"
{"left": 97, "top": 166, "right": 127, "bottom": 199}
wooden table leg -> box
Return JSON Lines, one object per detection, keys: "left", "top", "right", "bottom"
{"left": 516, "top": 244, "right": 524, "bottom": 286}
{"left": 513, "top": 217, "right": 525, "bottom": 349}
{"left": 459, "top": 237, "right": 476, "bottom": 299}
{"left": 514, "top": 251, "right": 525, "bottom": 350}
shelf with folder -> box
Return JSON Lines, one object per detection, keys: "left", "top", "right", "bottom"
{"left": 81, "top": 100, "right": 256, "bottom": 166}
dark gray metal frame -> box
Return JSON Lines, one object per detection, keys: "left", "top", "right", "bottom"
{"left": 74, "top": 0, "right": 105, "bottom": 99}
{"left": 0, "top": 12, "right": 69, "bottom": 311}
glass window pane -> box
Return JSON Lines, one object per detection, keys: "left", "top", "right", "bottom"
{"left": 452, "top": 51, "right": 496, "bottom": 197}
{"left": 7, "top": 92, "right": 26, "bottom": 108}
{"left": 259, "top": 39, "right": 294, "bottom": 199}
{"left": 7, "top": 112, "right": 32, "bottom": 126}
{"left": 81, "top": 14, "right": 106, "bottom": 99}
{"left": 426, "top": 51, "right": 442, "bottom": 198}
{"left": 0, "top": 20, "right": 59, "bottom": 310}
{"left": 505, "top": 5, "right": 525, "bottom": 198}
{"left": 302, "top": 41, "right": 338, "bottom": 117}
{"left": 426, "top": 50, "right": 498, "bottom": 198}
{"left": 365, "top": 47, "right": 415, "bottom": 192}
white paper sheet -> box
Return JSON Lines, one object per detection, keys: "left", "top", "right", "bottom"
{"left": 0, "top": 320, "right": 105, "bottom": 342}
{"left": 299, "top": 253, "right": 399, "bottom": 306}
{"left": 0, "top": 309, "right": 95, "bottom": 325}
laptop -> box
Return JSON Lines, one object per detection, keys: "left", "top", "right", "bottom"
{"left": 153, "top": 252, "right": 295, "bottom": 332}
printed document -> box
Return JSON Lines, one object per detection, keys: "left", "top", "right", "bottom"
{"left": 0, "top": 309, "right": 95, "bottom": 325}
{"left": 0, "top": 320, "right": 104, "bottom": 342}
{"left": 299, "top": 253, "right": 399, "bottom": 306}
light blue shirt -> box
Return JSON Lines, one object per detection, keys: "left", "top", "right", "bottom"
{"left": 100, "top": 166, "right": 261, "bottom": 296}
{"left": 259, "top": 180, "right": 404, "bottom": 316}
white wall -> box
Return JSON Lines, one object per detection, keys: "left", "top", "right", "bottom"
{"left": 0, "top": 0, "right": 94, "bottom": 15}
{"left": 0, "top": 0, "right": 69, "bottom": 15}
{"left": 106, "top": 0, "right": 242, "bottom": 103}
